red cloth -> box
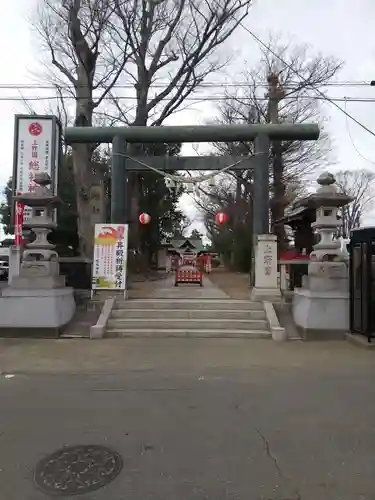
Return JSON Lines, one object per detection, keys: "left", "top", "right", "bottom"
{"left": 280, "top": 250, "right": 309, "bottom": 260}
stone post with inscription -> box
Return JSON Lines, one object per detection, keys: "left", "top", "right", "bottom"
{"left": 251, "top": 234, "right": 281, "bottom": 301}
{"left": 0, "top": 173, "right": 75, "bottom": 337}
{"left": 292, "top": 172, "right": 353, "bottom": 340}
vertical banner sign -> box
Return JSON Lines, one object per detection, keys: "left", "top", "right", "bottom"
{"left": 92, "top": 224, "right": 128, "bottom": 290}
{"left": 14, "top": 200, "right": 24, "bottom": 246}
{"left": 12, "top": 115, "right": 61, "bottom": 225}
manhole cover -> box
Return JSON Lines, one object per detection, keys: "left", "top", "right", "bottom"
{"left": 34, "top": 444, "right": 123, "bottom": 496}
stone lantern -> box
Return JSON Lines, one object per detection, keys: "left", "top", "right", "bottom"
{"left": 309, "top": 172, "right": 351, "bottom": 262}
{"left": 0, "top": 173, "right": 75, "bottom": 336}
{"left": 13, "top": 172, "right": 63, "bottom": 287}
{"left": 292, "top": 172, "right": 353, "bottom": 339}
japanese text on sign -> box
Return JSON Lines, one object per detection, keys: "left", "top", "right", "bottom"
{"left": 15, "top": 118, "right": 55, "bottom": 196}
{"left": 263, "top": 243, "right": 273, "bottom": 276}
{"left": 14, "top": 116, "right": 60, "bottom": 224}
{"left": 92, "top": 224, "right": 128, "bottom": 290}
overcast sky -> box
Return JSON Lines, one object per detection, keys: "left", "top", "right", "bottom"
{"left": 1, "top": 0, "right": 375, "bottom": 235}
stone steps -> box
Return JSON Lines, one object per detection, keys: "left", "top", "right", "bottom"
{"left": 106, "top": 298, "right": 271, "bottom": 339}
{"left": 107, "top": 318, "right": 268, "bottom": 330}
{"left": 111, "top": 308, "right": 267, "bottom": 320}
{"left": 106, "top": 328, "right": 270, "bottom": 339}
{"left": 114, "top": 298, "right": 264, "bottom": 311}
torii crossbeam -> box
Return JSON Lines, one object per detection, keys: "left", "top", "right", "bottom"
{"left": 65, "top": 123, "right": 319, "bottom": 237}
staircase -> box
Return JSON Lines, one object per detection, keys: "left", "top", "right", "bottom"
{"left": 105, "top": 298, "right": 271, "bottom": 338}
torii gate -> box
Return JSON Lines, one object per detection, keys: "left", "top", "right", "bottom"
{"left": 65, "top": 123, "right": 319, "bottom": 297}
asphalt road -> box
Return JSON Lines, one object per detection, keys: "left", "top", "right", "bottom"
{"left": 1, "top": 339, "right": 375, "bottom": 500}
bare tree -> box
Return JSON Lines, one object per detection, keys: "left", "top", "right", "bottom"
{"left": 207, "top": 39, "right": 342, "bottom": 250}
{"left": 110, "top": 0, "right": 252, "bottom": 126}
{"left": 192, "top": 174, "right": 251, "bottom": 268}
{"left": 335, "top": 169, "right": 375, "bottom": 237}
{"left": 192, "top": 166, "right": 307, "bottom": 268}
{"left": 33, "top": 0, "right": 133, "bottom": 257}
{"left": 107, "top": 0, "right": 252, "bottom": 249}
{"left": 32, "top": 0, "right": 252, "bottom": 256}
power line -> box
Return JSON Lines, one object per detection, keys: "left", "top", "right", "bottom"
{"left": 2, "top": 94, "right": 375, "bottom": 103}
{"left": 344, "top": 98, "right": 375, "bottom": 165}
{"left": 3, "top": 14, "right": 375, "bottom": 139}
{"left": 240, "top": 24, "right": 375, "bottom": 139}
{"left": 0, "top": 80, "right": 373, "bottom": 90}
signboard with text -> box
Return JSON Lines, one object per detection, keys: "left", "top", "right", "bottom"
{"left": 92, "top": 224, "right": 128, "bottom": 290}
{"left": 12, "top": 115, "right": 61, "bottom": 223}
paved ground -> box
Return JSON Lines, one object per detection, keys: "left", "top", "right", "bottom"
{"left": 151, "top": 274, "right": 229, "bottom": 299}
{"left": 1, "top": 338, "right": 375, "bottom": 499}
{"left": 209, "top": 270, "right": 251, "bottom": 299}
{"left": 127, "top": 272, "right": 169, "bottom": 299}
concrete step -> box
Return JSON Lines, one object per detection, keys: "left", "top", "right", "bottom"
{"left": 106, "top": 328, "right": 271, "bottom": 338}
{"left": 115, "top": 299, "right": 263, "bottom": 311}
{"left": 111, "top": 308, "right": 267, "bottom": 320}
{"left": 107, "top": 318, "right": 268, "bottom": 330}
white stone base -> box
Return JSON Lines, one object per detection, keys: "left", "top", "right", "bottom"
{"left": 8, "top": 246, "right": 21, "bottom": 285}
{"left": 292, "top": 288, "right": 349, "bottom": 340}
{"left": 0, "top": 287, "right": 76, "bottom": 332}
{"left": 251, "top": 287, "right": 281, "bottom": 302}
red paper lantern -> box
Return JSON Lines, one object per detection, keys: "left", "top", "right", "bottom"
{"left": 139, "top": 212, "right": 151, "bottom": 225}
{"left": 215, "top": 212, "right": 227, "bottom": 225}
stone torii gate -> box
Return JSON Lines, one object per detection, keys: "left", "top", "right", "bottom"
{"left": 65, "top": 123, "right": 319, "bottom": 297}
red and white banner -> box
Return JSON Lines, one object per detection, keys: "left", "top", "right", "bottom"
{"left": 14, "top": 200, "right": 24, "bottom": 247}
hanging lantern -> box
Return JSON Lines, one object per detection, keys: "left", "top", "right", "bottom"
{"left": 215, "top": 212, "right": 227, "bottom": 225}
{"left": 139, "top": 212, "right": 151, "bottom": 225}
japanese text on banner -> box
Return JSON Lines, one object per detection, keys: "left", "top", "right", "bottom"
{"left": 92, "top": 224, "right": 128, "bottom": 290}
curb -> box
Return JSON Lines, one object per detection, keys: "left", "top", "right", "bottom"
{"left": 263, "top": 301, "right": 287, "bottom": 341}
{"left": 90, "top": 297, "right": 116, "bottom": 339}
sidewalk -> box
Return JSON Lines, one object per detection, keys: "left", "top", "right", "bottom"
{"left": 1, "top": 337, "right": 374, "bottom": 374}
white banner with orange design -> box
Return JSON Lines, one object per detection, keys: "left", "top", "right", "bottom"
{"left": 92, "top": 224, "right": 128, "bottom": 290}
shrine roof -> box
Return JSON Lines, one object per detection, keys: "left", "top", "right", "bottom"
{"left": 275, "top": 205, "right": 314, "bottom": 225}
{"left": 160, "top": 237, "right": 204, "bottom": 252}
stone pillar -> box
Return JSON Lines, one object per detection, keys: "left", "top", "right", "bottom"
{"left": 250, "top": 134, "right": 281, "bottom": 298}
{"left": 253, "top": 135, "right": 270, "bottom": 236}
{"left": 111, "top": 136, "right": 129, "bottom": 223}
{"left": 251, "top": 234, "right": 281, "bottom": 301}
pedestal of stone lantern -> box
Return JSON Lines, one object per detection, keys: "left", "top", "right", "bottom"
{"left": 292, "top": 172, "right": 353, "bottom": 340}
{"left": 0, "top": 173, "right": 75, "bottom": 337}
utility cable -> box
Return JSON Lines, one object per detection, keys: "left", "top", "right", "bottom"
{"left": 344, "top": 97, "right": 375, "bottom": 165}
{"left": 0, "top": 80, "right": 372, "bottom": 90}
{"left": 1, "top": 94, "right": 375, "bottom": 103}
{"left": 240, "top": 24, "right": 375, "bottom": 138}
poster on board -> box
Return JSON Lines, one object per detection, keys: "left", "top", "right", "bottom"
{"left": 92, "top": 224, "right": 128, "bottom": 290}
